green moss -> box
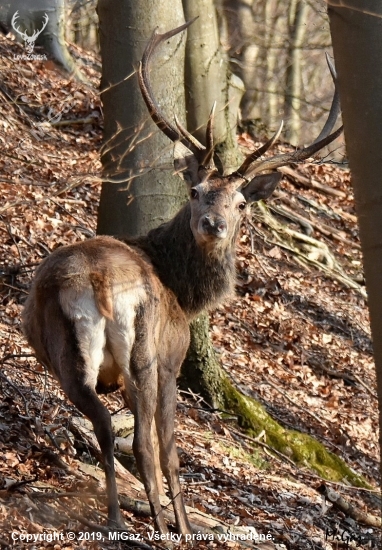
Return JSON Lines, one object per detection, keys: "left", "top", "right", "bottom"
{"left": 220, "top": 376, "right": 370, "bottom": 488}
{"left": 222, "top": 442, "right": 269, "bottom": 470}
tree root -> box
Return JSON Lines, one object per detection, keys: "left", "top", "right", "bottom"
{"left": 255, "top": 201, "right": 367, "bottom": 299}
{"left": 218, "top": 374, "right": 370, "bottom": 488}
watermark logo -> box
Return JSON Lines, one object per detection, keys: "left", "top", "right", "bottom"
{"left": 11, "top": 10, "right": 48, "bottom": 60}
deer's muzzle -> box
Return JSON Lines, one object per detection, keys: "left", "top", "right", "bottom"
{"left": 199, "top": 214, "right": 227, "bottom": 239}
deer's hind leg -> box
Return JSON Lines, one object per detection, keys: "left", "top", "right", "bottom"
{"left": 66, "top": 378, "right": 123, "bottom": 527}
{"left": 38, "top": 294, "right": 124, "bottom": 527}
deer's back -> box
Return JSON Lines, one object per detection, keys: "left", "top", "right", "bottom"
{"left": 22, "top": 236, "right": 190, "bottom": 390}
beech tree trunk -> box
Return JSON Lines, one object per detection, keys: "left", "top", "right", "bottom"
{"left": 96, "top": 0, "right": 244, "bottom": 412}
{"left": 182, "top": 0, "right": 244, "bottom": 172}
{"left": 96, "top": 0, "right": 187, "bottom": 237}
{"left": 284, "top": 0, "right": 308, "bottom": 144}
{"left": 180, "top": 313, "right": 226, "bottom": 408}
{"left": 328, "top": 1, "right": 382, "bottom": 483}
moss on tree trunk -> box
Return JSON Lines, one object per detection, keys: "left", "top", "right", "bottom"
{"left": 180, "top": 312, "right": 226, "bottom": 408}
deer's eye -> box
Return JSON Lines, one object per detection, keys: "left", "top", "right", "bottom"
{"left": 190, "top": 188, "right": 199, "bottom": 200}
{"left": 238, "top": 202, "right": 246, "bottom": 211}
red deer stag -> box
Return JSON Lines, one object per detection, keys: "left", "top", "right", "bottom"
{"left": 22, "top": 20, "right": 342, "bottom": 536}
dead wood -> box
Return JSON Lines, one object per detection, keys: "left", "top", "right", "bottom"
{"left": 279, "top": 165, "right": 347, "bottom": 198}
{"left": 318, "top": 484, "right": 382, "bottom": 528}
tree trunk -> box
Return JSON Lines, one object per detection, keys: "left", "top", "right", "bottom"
{"left": 284, "top": 0, "right": 308, "bottom": 144}
{"left": 179, "top": 312, "right": 226, "bottom": 408}
{"left": 96, "top": 0, "right": 187, "bottom": 238}
{"left": 182, "top": 0, "right": 243, "bottom": 172}
{"left": 328, "top": 1, "right": 382, "bottom": 484}
{"left": 179, "top": 0, "right": 244, "bottom": 401}
{"left": 68, "top": 0, "right": 99, "bottom": 51}
{"left": 264, "top": 0, "right": 281, "bottom": 130}
{"left": 220, "top": 0, "right": 259, "bottom": 124}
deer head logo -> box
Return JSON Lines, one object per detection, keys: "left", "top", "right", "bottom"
{"left": 11, "top": 11, "right": 49, "bottom": 54}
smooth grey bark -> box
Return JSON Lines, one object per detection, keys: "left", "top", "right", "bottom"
{"left": 284, "top": 0, "right": 308, "bottom": 144}
{"left": 0, "top": 0, "right": 87, "bottom": 81}
{"left": 328, "top": 1, "right": 382, "bottom": 484}
{"left": 264, "top": 0, "right": 281, "bottom": 130}
{"left": 182, "top": 0, "right": 244, "bottom": 172}
{"left": 69, "top": 0, "right": 98, "bottom": 51}
{"left": 96, "top": 0, "right": 187, "bottom": 238}
{"left": 220, "top": 0, "right": 258, "bottom": 122}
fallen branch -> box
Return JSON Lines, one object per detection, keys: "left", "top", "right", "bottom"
{"left": 279, "top": 165, "right": 347, "bottom": 198}
{"left": 70, "top": 418, "right": 272, "bottom": 547}
{"left": 318, "top": 484, "right": 381, "bottom": 527}
{"left": 270, "top": 202, "right": 361, "bottom": 249}
{"left": 269, "top": 203, "right": 314, "bottom": 235}
{"left": 58, "top": 501, "right": 157, "bottom": 550}
{"left": 49, "top": 116, "right": 99, "bottom": 127}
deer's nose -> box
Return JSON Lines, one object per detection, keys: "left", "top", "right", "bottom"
{"left": 200, "top": 215, "right": 227, "bottom": 238}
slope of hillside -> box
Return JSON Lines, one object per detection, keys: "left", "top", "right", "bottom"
{"left": 0, "top": 34, "right": 380, "bottom": 549}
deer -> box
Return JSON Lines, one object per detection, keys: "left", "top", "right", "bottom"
{"left": 22, "top": 19, "right": 342, "bottom": 537}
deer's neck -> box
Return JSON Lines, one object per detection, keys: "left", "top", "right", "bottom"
{"left": 129, "top": 204, "right": 237, "bottom": 319}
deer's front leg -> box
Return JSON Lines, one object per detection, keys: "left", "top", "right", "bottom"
{"left": 128, "top": 366, "right": 168, "bottom": 536}
{"left": 156, "top": 362, "right": 192, "bottom": 536}
{"left": 126, "top": 306, "right": 169, "bottom": 536}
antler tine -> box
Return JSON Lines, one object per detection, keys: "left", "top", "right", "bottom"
{"left": 138, "top": 17, "right": 205, "bottom": 160}
{"left": 312, "top": 53, "right": 340, "bottom": 144}
{"left": 34, "top": 13, "right": 49, "bottom": 39}
{"left": 240, "top": 58, "right": 343, "bottom": 180}
{"left": 241, "top": 125, "right": 343, "bottom": 177}
{"left": 235, "top": 120, "right": 284, "bottom": 178}
{"left": 202, "top": 101, "right": 216, "bottom": 170}
{"left": 174, "top": 115, "right": 205, "bottom": 151}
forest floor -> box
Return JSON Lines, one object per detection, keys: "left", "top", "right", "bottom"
{"left": 0, "top": 35, "right": 380, "bottom": 550}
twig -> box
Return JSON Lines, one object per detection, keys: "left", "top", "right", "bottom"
{"left": 59, "top": 501, "right": 158, "bottom": 550}
{"left": 352, "top": 373, "right": 378, "bottom": 399}
{"left": 229, "top": 427, "right": 297, "bottom": 467}
{"left": 29, "top": 491, "right": 100, "bottom": 499}
{"left": 6, "top": 476, "right": 38, "bottom": 491}
{"left": 0, "top": 353, "right": 36, "bottom": 365}
{"left": 0, "top": 371, "right": 30, "bottom": 416}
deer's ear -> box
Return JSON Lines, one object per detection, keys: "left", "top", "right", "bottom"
{"left": 173, "top": 143, "right": 199, "bottom": 187}
{"left": 241, "top": 172, "right": 282, "bottom": 203}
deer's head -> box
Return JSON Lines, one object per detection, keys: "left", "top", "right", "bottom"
{"left": 138, "top": 20, "right": 342, "bottom": 252}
